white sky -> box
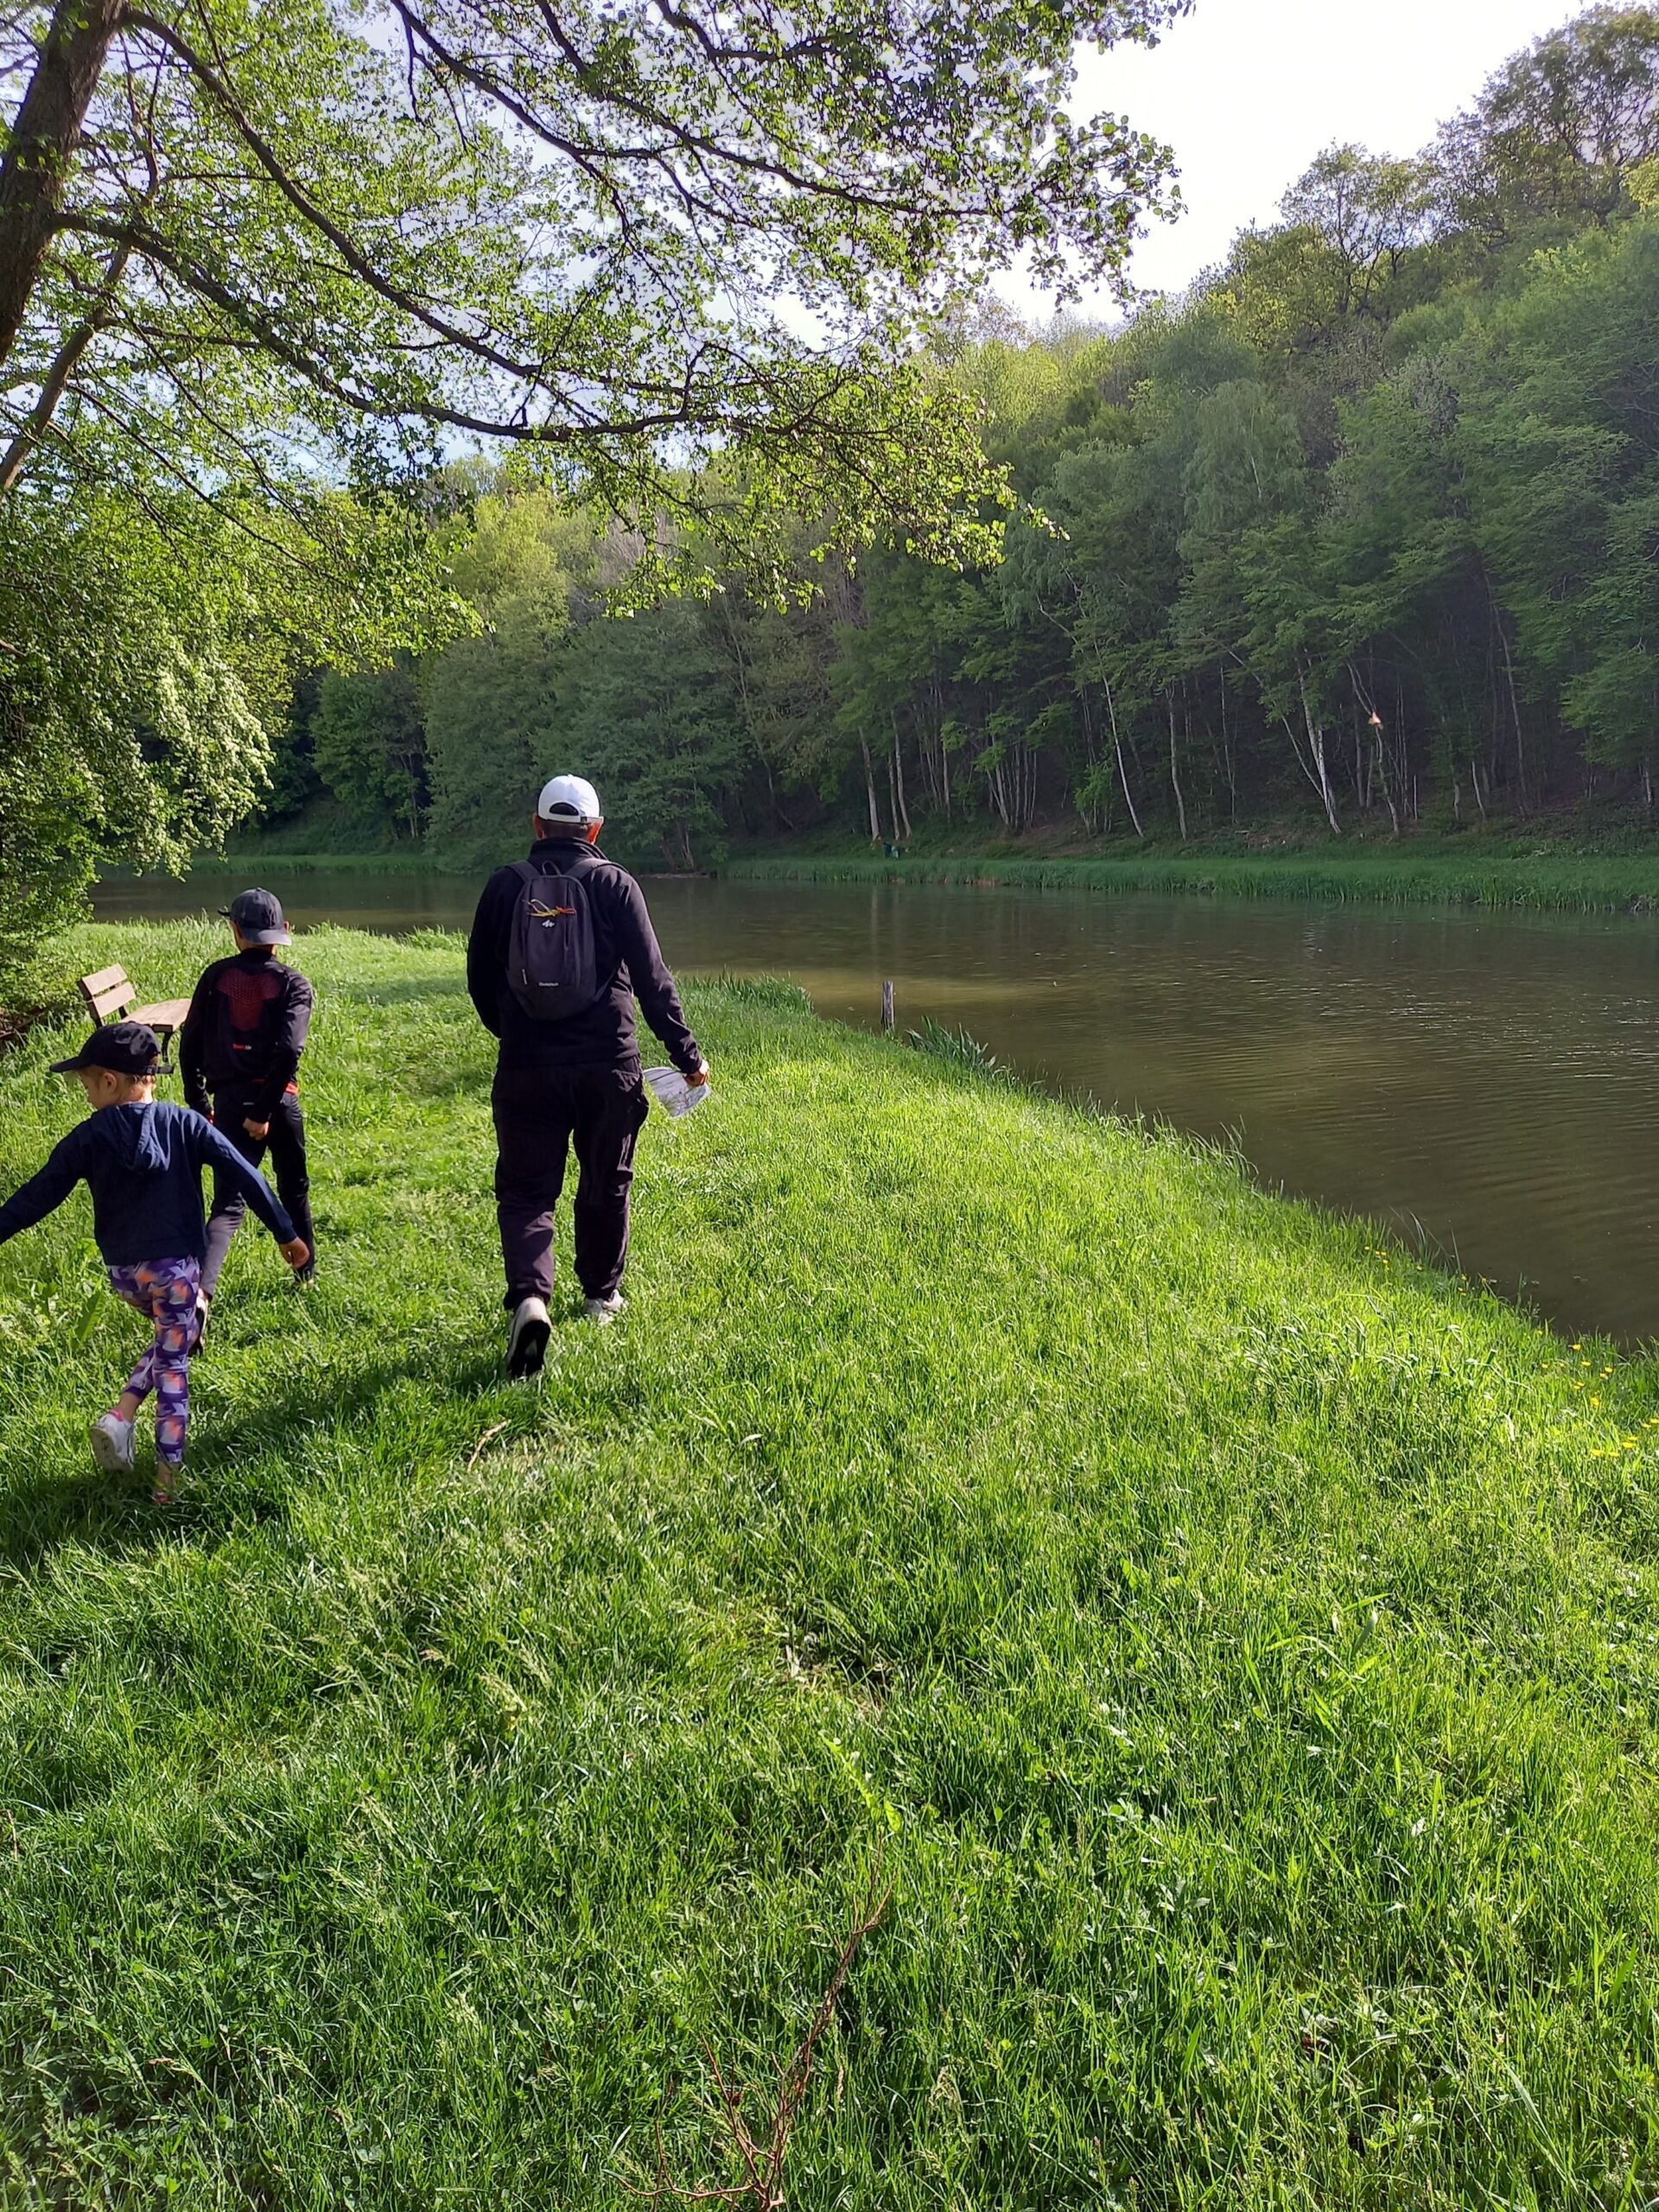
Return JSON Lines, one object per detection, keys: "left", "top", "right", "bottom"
{"left": 1007, "top": 0, "right": 1591, "bottom": 311}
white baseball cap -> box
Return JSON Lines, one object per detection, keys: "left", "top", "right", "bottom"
{"left": 537, "top": 773, "right": 601, "bottom": 823}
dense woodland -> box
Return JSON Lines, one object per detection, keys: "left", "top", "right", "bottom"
{"left": 245, "top": 8, "right": 1659, "bottom": 870}
{"left": 4, "top": 0, "right": 1659, "bottom": 984}
{"left": 1, "top": 0, "right": 1194, "bottom": 1001}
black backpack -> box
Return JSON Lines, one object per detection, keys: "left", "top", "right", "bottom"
{"left": 505, "top": 859, "right": 602, "bottom": 1020}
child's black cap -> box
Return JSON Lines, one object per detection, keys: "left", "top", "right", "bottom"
{"left": 50, "top": 1021, "right": 162, "bottom": 1076}
{"left": 219, "top": 887, "right": 291, "bottom": 944}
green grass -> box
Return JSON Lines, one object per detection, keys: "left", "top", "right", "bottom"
{"left": 1, "top": 921, "right": 1657, "bottom": 2206}
{"left": 727, "top": 849, "right": 1659, "bottom": 914}
{"left": 107, "top": 849, "right": 440, "bottom": 878}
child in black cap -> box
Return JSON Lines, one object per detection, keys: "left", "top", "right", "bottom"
{"left": 0, "top": 1021, "right": 309, "bottom": 1501}
{"left": 179, "top": 887, "right": 317, "bottom": 1303}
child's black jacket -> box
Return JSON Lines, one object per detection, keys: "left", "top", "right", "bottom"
{"left": 180, "top": 950, "right": 314, "bottom": 1118}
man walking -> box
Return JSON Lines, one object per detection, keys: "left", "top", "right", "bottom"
{"left": 467, "top": 774, "right": 709, "bottom": 1375}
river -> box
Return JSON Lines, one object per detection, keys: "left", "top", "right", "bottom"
{"left": 92, "top": 866, "right": 1659, "bottom": 1342}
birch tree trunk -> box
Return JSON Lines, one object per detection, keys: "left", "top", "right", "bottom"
{"left": 890, "top": 714, "right": 912, "bottom": 842}
{"left": 1297, "top": 671, "right": 1342, "bottom": 836}
{"left": 860, "top": 736, "right": 882, "bottom": 844}
{"left": 1166, "top": 689, "right": 1188, "bottom": 841}
{"left": 1100, "top": 671, "right": 1143, "bottom": 840}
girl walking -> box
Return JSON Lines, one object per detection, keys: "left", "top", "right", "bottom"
{"left": 0, "top": 1022, "right": 308, "bottom": 1500}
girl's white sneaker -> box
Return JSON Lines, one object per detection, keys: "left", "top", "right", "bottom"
{"left": 89, "top": 1413, "right": 136, "bottom": 1474}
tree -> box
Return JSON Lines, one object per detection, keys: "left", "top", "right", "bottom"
{"left": 0, "top": 488, "right": 270, "bottom": 982}
{"left": 1238, "top": 144, "right": 1442, "bottom": 360}
{"left": 1437, "top": 6, "right": 1659, "bottom": 241}
{"left": 311, "top": 659, "right": 429, "bottom": 839}
{"left": 1465, "top": 213, "right": 1659, "bottom": 791}
{"left": 554, "top": 605, "right": 745, "bottom": 869}
{"left": 0, "top": 0, "right": 1188, "bottom": 564}
{"left": 423, "top": 489, "right": 598, "bottom": 859}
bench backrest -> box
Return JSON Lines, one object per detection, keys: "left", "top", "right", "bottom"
{"left": 79, "top": 965, "right": 135, "bottom": 1024}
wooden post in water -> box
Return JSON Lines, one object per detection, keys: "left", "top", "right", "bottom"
{"left": 880, "top": 981, "right": 895, "bottom": 1033}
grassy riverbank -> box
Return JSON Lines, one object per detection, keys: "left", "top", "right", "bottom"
{"left": 2, "top": 923, "right": 1657, "bottom": 2204}
{"left": 726, "top": 849, "right": 1659, "bottom": 914}
{"left": 188, "top": 840, "right": 1659, "bottom": 913}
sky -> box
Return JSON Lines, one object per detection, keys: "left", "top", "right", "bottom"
{"left": 1006, "top": 0, "right": 1591, "bottom": 313}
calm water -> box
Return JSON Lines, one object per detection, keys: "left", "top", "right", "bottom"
{"left": 93, "top": 868, "right": 1659, "bottom": 1341}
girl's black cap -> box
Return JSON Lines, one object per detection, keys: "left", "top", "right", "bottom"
{"left": 50, "top": 1021, "right": 162, "bottom": 1076}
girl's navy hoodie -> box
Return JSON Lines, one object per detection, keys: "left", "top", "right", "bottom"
{"left": 0, "top": 1103, "right": 295, "bottom": 1266}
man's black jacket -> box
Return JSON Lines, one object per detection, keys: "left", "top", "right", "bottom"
{"left": 467, "top": 840, "right": 703, "bottom": 1075}
{"left": 180, "top": 950, "right": 315, "bottom": 1119}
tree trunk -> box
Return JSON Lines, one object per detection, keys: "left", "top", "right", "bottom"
{"left": 0, "top": 0, "right": 128, "bottom": 375}
{"left": 760, "top": 753, "right": 797, "bottom": 835}
{"left": 1488, "top": 581, "right": 1529, "bottom": 813}
{"left": 1166, "top": 689, "right": 1188, "bottom": 841}
{"left": 887, "top": 746, "right": 903, "bottom": 846}
{"left": 1297, "top": 672, "right": 1341, "bottom": 836}
{"left": 1375, "top": 747, "right": 1402, "bottom": 839}
{"left": 860, "top": 735, "right": 881, "bottom": 844}
{"left": 1218, "top": 665, "right": 1236, "bottom": 820}
{"left": 1100, "top": 671, "right": 1143, "bottom": 840}
{"left": 889, "top": 713, "right": 912, "bottom": 842}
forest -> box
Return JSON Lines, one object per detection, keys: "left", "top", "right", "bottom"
{"left": 5, "top": 2, "right": 1659, "bottom": 943}
{"left": 248, "top": 5, "right": 1659, "bottom": 871}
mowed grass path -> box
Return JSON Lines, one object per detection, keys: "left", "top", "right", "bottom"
{"left": 0, "top": 923, "right": 1656, "bottom": 2208}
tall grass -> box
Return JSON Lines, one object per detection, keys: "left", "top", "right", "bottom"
{"left": 727, "top": 849, "right": 1659, "bottom": 914}
{"left": 0, "top": 922, "right": 1656, "bottom": 2204}
{"left": 108, "top": 849, "right": 441, "bottom": 877}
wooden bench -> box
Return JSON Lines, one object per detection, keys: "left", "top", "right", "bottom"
{"left": 78, "top": 964, "right": 194, "bottom": 1043}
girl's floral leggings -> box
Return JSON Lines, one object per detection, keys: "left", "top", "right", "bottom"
{"left": 106, "top": 1257, "right": 202, "bottom": 1466}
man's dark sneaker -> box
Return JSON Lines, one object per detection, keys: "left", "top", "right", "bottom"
{"left": 295, "top": 1259, "right": 316, "bottom": 1286}
{"left": 506, "top": 1295, "right": 551, "bottom": 1377}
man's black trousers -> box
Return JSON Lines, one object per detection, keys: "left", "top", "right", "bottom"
{"left": 202, "top": 1085, "right": 315, "bottom": 1296}
{"left": 492, "top": 1062, "right": 650, "bottom": 1307}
